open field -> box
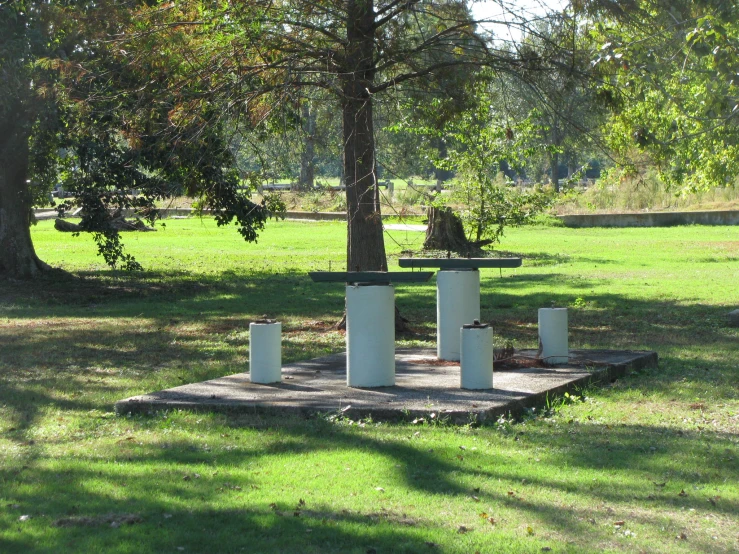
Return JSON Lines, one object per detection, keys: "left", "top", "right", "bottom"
{"left": 1, "top": 219, "right": 738, "bottom": 553}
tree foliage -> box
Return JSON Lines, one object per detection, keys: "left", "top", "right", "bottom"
{"left": 395, "top": 76, "right": 554, "bottom": 245}
{"left": 0, "top": 0, "right": 284, "bottom": 277}
{"left": 581, "top": 0, "right": 739, "bottom": 191}
{"left": 505, "top": 12, "right": 607, "bottom": 189}
{"left": 111, "top": 0, "right": 581, "bottom": 270}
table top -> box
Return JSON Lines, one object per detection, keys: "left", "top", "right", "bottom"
{"left": 398, "top": 258, "right": 522, "bottom": 269}
{"left": 308, "top": 271, "right": 434, "bottom": 284}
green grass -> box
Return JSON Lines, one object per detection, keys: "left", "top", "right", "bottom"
{"left": 1, "top": 219, "right": 738, "bottom": 553}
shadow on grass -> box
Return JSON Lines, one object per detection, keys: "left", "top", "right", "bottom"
{"left": 1, "top": 268, "right": 737, "bottom": 437}
{"left": 0, "top": 268, "right": 347, "bottom": 320}
{"left": 1, "top": 416, "right": 736, "bottom": 553}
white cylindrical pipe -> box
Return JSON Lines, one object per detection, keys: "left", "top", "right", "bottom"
{"left": 249, "top": 321, "right": 282, "bottom": 383}
{"left": 346, "top": 284, "right": 395, "bottom": 387}
{"left": 437, "top": 269, "right": 480, "bottom": 361}
{"left": 538, "top": 308, "right": 569, "bottom": 364}
{"left": 460, "top": 323, "right": 494, "bottom": 389}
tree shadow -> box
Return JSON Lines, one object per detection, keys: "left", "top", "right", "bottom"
{"left": 1, "top": 416, "right": 736, "bottom": 553}
{"left": 2, "top": 268, "right": 737, "bottom": 439}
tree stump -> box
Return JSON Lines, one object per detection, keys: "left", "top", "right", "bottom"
{"left": 334, "top": 306, "right": 413, "bottom": 335}
{"left": 423, "top": 207, "right": 490, "bottom": 255}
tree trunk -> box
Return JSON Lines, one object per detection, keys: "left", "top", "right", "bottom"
{"left": 432, "top": 137, "right": 452, "bottom": 182}
{"left": 0, "top": 118, "right": 49, "bottom": 279}
{"left": 550, "top": 150, "right": 560, "bottom": 193}
{"left": 550, "top": 119, "right": 561, "bottom": 193}
{"left": 342, "top": 0, "right": 387, "bottom": 272}
{"left": 298, "top": 102, "right": 316, "bottom": 190}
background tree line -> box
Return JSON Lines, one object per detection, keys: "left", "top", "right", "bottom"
{"left": 1, "top": 0, "right": 737, "bottom": 279}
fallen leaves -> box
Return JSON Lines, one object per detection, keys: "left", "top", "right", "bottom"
{"left": 269, "top": 502, "right": 282, "bottom": 516}
{"left": 293, "top": 498, "right": 306, "bottom": 517}
{"left": 216, "top": 483, "right": 242, "bottom": 492}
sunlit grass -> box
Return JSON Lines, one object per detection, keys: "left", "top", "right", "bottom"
{"left": 0, "top": 219, "right": 737, "bottom": 553}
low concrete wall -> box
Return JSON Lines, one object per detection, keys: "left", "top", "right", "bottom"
{"left": 284, "top": 211, "right": 345, "bottom": 221}
{"left": 38, "top": 207, "right": 739, "bottom": 228}
{"left": 559, "top": 210, "right": 739, "bottom": 228}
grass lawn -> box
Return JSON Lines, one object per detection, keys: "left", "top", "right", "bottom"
{"left": 1, "top": 218, "right": 737, "bottom": 553}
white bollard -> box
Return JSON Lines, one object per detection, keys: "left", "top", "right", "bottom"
{"left": 538, "top": 308, "right": 569, "bottom": 364}
{"left": 460, "top": 321, "right": 494, "bottom": 389}
{"left": 249, "top": 321, "right": 282, "bottom": 383}
{"left": 346, "top": 284, "right": 395, "bottom": 387}
{"left": 437, "top": 269, "right": 480, "bottom": 361}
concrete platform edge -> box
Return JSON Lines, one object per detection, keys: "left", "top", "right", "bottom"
{"left": 114, "top": 351, "right": 658, "bottom": 424}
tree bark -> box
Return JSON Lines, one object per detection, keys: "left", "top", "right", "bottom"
{"left": 423, "top": 206, "right": 489, "bottom": 254}
{"left": 550, "top": 119, "right": 561, "bottom": 193}
{"left": 550, "top": 149, "right": 560, "bottom": 193}
{"left": 342, "top": 0, "right": 387, "bottom": 272}
{"left": 0, "top": 117, "right": 50, "bottom": 279}
{"left": 298, "top": 102, "right": 316, "bottom": 190}
{"left": 432, "top": 138, "right": 453, "bottom": 182}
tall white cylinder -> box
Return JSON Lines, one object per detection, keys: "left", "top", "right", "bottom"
{"left": 249, "top": 321, "right": 282, "bottom": 383}
{"left": 460, "top": 324, "right": 494, "bottom": 389}
{"left": 538, "top": 308, "right": 568, "bottom": 364}
{"left": 437, "top": 270, "right": 480, "bottom": 361}
{"left": 346, "top": 284, "right": 395, "bottom": 387}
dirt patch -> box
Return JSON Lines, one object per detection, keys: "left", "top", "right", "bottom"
{"left": 52, "top": 513, "right": 143, "bottom": 528}
{"left": 406, "top": 352, "right": 546, "bottom": 371}
{"left": 406, "top": 358, "right": 459, "bottom": 367}
{"left": 494, "top": 357, "right": 546, "bottom": 371}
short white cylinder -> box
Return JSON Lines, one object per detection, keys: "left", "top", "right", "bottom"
{"left": 249, "top": 322, "right": 282, "bottom": 383}
{"left": 538, "top": 308, "right": 569, "bottom": 364}
{"left": 346, "top": 284, "right": 395, "bottom": 387}
{"left": 437, "top": 270, "right": 480, "bottom": 361}
{"left": 460, "top": 325, "right": 494, "bottom": 389}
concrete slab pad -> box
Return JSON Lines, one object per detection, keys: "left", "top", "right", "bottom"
{"left": 116, "top": 348, "right": 657, "bottom": 423}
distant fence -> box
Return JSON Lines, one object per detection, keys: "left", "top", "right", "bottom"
{"left": 257, "top": 181, "right": 391, "bottom": 192}
{"left": 558, "top": 210, "right": 739, "bottom": 228}
{"left": 39, "top": 207, "right": 739, "bottom": 227}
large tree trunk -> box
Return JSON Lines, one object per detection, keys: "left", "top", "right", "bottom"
{"left": 342, "top": 0, "right": 387, "bottom": 272}
{"left": 0, "top": 119, "right": 49, "bottom": 279}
